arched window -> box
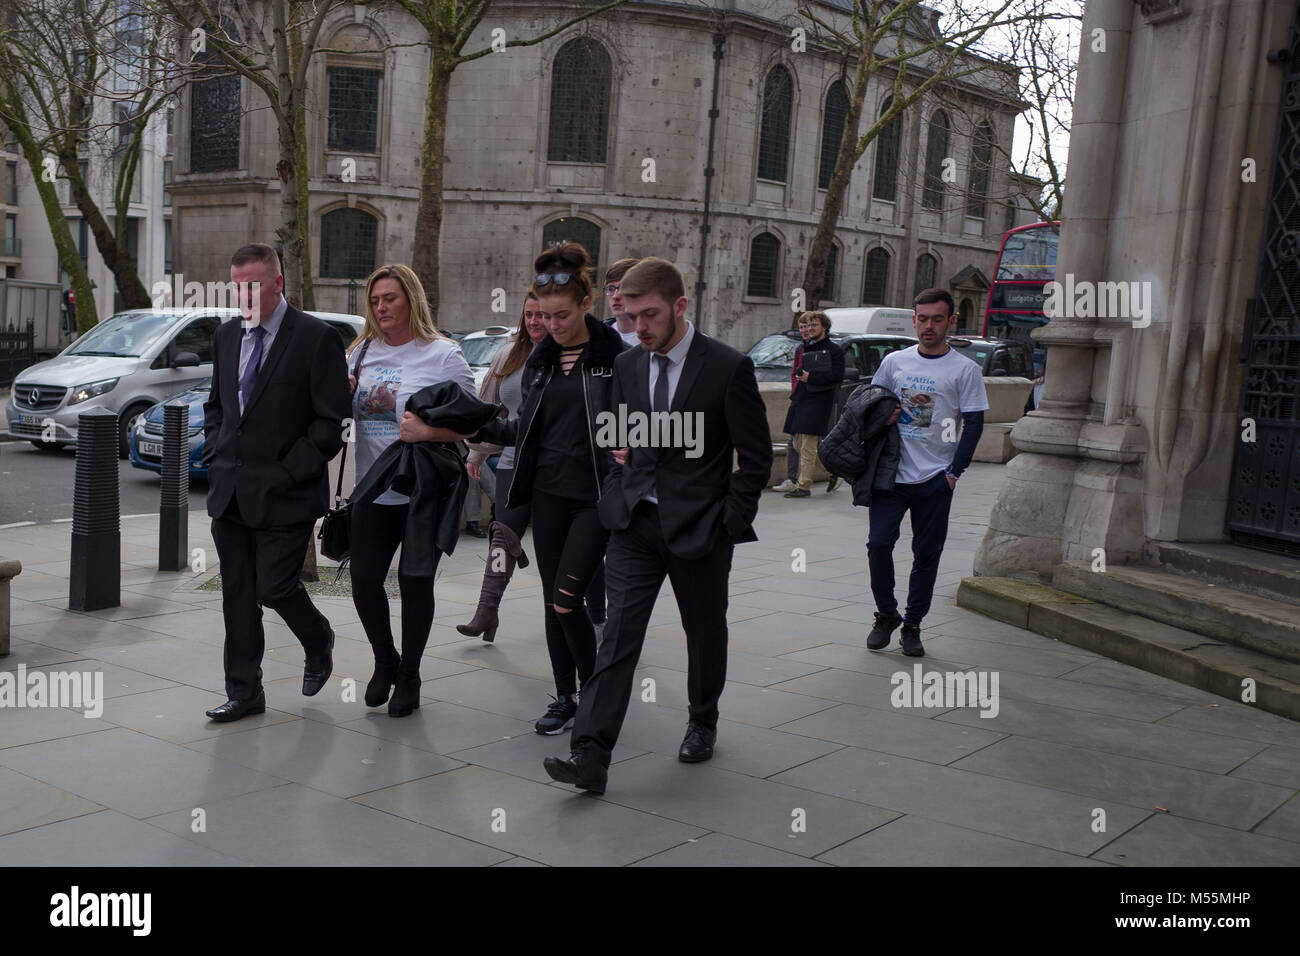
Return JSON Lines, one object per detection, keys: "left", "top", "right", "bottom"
{"left": 189, "top": 19, "right": 241, "bottom": 172}
{"left": 922, "top": 110, "right": 950, "bottom": 211}
{"left": 967, "top": 121, "right": 994, "bottom": 218}
{"left": 547, "top": 39, "right": 612, "bottom": 163}
{"left": 320, "top": 207, "right": 377, "bottom": 279}
{"left": 959, "top": 297, "right": 976, "bottom": 331}
{"left": 914, "top": 252, "right": 938, "bottom": 299}
{"left": 862, "top": 247, "right": 890, "bottom": 305}
{"left": 757, "top": 65, "right": 793, "bottom": 183}
{"left": 747, "top": 232, "right": 781, "bottom": 298}
{"left": 818, "top": 81, "right": 849, "bottom": 190}
{"left": 821, "top": 242, "right": 840, "bottom": 303}
{"left": 872, "top": 96, "right": 901, "bottom": 202}
{"left": 541, "top": 216, "right": 602, "bottom": 278}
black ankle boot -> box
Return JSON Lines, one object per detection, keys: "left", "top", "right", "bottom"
{"left": 365, "top": 648, "right": 400, "bottom": 708}
{"left": 388, "top": 673, "right": 421, "bottom": 717}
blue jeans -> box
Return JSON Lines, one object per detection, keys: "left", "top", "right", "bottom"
{"left": 866, "top": 471, "right": 954, "bottom": 626}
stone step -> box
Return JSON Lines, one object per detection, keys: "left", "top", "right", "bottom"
{"left": 1053, "top": 561, "right": 1300, "bottom": 665}
{"left": 957, "top": 576, "right": 1300, "bottom": 722}
{"left": 1145, "top": 540, "right": 1300, "bottom": 608}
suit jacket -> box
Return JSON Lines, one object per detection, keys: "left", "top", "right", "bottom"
{"left": 598, "top": 330, "right": 772, "bottom": 560}
{"left": 203, "top": 305, "right": 351, "bottom": 527}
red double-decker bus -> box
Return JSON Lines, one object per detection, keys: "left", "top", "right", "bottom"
{"left": 983, "top": 221, "right": 1060, "bottom": 374}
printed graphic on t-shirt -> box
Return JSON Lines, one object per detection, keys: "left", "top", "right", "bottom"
{"left": 358, "top": 366, "right": 400, "bottom": 423}
{"left": 897, "top": 376, "right": 938, "bottom": 438}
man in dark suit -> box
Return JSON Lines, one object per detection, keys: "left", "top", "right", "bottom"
{"left": 202, "top": 243, "right": 351, "bottom": 721}
{"left": 543, "top": 257, "right": 772, "bottom": 793}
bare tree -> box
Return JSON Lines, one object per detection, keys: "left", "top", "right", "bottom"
{"left": 793, "top": 0, "right": 1028, "bottom": 309}
{"left": 390, "top": 0, "right": 627, "bottom": 323}
{"left": 0, "top": 0, "right": 190, "bottom": 329}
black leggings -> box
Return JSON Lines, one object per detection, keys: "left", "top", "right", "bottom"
{"left": 530, "top": 489, "right": 609, "bottom": 696}
{"left": 349, "top": 499, "right": 441, "bottom": 663}
{"left": 495, "top": 465, "right": 606, "bottom": 624}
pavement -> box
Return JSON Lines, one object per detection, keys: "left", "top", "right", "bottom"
{"left": 0, "top": 462, "right": 1297, "bottom": 867}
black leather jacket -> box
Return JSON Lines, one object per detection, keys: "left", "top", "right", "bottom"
{"left": 818, "top": 383, "right": 901, "bottom": 507}
{"left": 350, "top": 381, "right": 502, "bottom": 573}
{"left": 475, "top": 313, "right": 627, "bottom": 510}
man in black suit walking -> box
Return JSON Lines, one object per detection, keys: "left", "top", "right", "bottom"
{"left": 202, "top": 243, "right": 351, "bottom": 721}
{"left": 543, "top": 258, "right": 772, "bottom": 793}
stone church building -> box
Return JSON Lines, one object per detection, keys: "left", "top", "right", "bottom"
{"left": 170, "top": 0, "right": 1040, "bottom": 349}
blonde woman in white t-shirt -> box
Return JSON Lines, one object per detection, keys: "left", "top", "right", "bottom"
{"left": 346, "top": 264, "right": 475, "bottom": 717}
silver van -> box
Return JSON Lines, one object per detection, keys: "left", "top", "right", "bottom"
{"left": 821, "top": 306, "right": 916, "bottom": 337}
{"left": 6, "top": 307, "right": 365, "bottom": 456}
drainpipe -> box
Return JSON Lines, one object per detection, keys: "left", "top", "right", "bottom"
{"left": 695, "top": 32, "right": 725, "bottom": 330}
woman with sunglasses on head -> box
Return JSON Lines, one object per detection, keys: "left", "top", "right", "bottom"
{"left": 450, "top": 242, "right": 627, "bottom": 734}
{"left": 347, "top": 264, "right": 476, "bottom": 717}
{"left": 458, "top": 289, "right": 547, "bottom": 643}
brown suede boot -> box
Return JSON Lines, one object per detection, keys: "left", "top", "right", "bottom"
{"left": 456, "top": 521, "right": 527, "bottom": 643}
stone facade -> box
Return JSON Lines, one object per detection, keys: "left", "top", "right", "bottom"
{"left": 169, "top": 0, "right": 1038, "bottom": 349}
{"left": 975, "top": 0, "right": 1294, "bottom": 575}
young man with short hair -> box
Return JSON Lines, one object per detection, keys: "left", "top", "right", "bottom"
{"left": 542, "top": 257, "right": 771, "bottom": 794}
{"left": 864, "top": 288, "right": 987, "bottom": 657}
{"left": 602, "top": 257, "right": 641, "bottom": 347}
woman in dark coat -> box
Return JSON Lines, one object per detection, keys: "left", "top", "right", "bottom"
{"left": 783, "top": 310, "right": 845, "bottom": 497}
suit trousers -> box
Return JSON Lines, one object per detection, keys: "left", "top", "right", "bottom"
{"left": 211, "top": 494, "right": 333, "bottom": 700}
{"left": 866, "top": 471, "right": 954, "bottom": 626}
{"left": 570, "top": 501, "right": 734, "bottom": 766}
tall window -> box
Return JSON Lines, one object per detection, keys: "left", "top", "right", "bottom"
{"left": 163, "top": 218, "right": 172, "bottom": 274}
{"left": 189, "top": 20, "right": 241, "bottom": 172}
{"left": 862, "top": 247, "right": 890, "bottom": 305}
{"left": 5, "top": 161, "right": 15, "bottom": 205}
{"left": 4, "top": 214, "right": 16, "bottom": 256}
{"left": 757, "top": 65, "right": 793, "bottom": 182}
{"left": 547, "top": 39, "right": 611, "bottom": 163}
{"left": 967, "top": 121, "right": 994, "bottom": 218}
{"left": 320, "top": 208, "right": 377, "bottom": 279}
{"left": 818, "top": 81, "right": 848, "bottom": 190}
{"left": 872, "top": 97, "right": 901, "bottom": 202}
{"left": 821, "top": 243, "right": 839, "bottom": 303}
{"left": 922, "top": 110, "right": 950, "bottom": 211}
{"left": 746, "top": 232, "right": 781, "bottom": 298}
{"left": 914, "top": 252, "right": 938, "bottom": 298}
{"left": 541, "top": 217, "right": 602, "bottom": 278}
{"left": 328, "top": 66, "right": 381, "bottom": 153}
{"left": 1005, "top": 200, "right": 1017, "bottom": 233}
{"left": 162, "top": 160, "right": 172, "bottom": 207}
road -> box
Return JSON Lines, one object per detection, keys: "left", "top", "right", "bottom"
{"left": 0, "top": 440, "right": 209, "bottom": 525}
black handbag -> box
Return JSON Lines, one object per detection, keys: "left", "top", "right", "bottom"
{"left": 318, "top": 339, "right": 370, "bottom": 565}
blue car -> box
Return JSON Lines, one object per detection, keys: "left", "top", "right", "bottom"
{"left": 128, "top": 380, "right": 211, "bottom": 479}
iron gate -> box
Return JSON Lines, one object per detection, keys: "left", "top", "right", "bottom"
{"left": 1229, "top": 1, "right": 1300, "bottom": 552}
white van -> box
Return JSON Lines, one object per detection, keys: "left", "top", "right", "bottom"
{"left": 821, "top": 306, "right": 916, "bottom": 337}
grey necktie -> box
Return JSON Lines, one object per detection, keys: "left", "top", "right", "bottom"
{"left": 653, "top": 354, "right": 669, "bottom": 412}
{"left": 240, "top": 325, "right": 266, "bottom": 411}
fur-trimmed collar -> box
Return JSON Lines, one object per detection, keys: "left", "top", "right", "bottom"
{"left": 528, "top": 312, "right": 626, "bottom": 370}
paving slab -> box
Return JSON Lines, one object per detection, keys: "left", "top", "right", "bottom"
{"left": 633, "top": 831, "right": 828, "bottom": 867}
{"left": 0, "top": 809, "right": 243, "bottom": 866}
{"left": 776, "top": 702, "right": 1005, "bottom": 764}
{"left": 816, "top": 814, "right": 1107, "bottom": 867}
{"left": 1092, "top": 812, "right": 1300, "bottom": 866}
{"left": 0, "top": 766, "right": 101, "bottom": 837}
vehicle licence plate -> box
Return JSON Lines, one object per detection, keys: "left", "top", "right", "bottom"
{"left": 139, "top": 440, "right": 163, "bottom": 457}
{"left": 17, "top": 413, "right": 46, "bottom": 426}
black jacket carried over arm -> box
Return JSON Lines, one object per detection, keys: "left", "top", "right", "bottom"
{"left": 349, "top": 381, "right": 502, "bottom": 575}
{"left": 818, "top": 383, "right": 901, "bottom": 507}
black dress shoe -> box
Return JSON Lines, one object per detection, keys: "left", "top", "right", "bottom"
{"left": 205, "top": 692, "right": 266, "bottom": 722}
{"left": 543, "top": 750, "right": 608, "bottom": 795}
{"left": 678, "top": 722, "right": 716, "bottom": 763}
{"left": 302, "top": 629, "right": 335, "bottom": 697}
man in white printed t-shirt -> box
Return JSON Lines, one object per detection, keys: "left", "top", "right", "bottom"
{"left": 864, "top": 288, "right": 989, "bottom": 657}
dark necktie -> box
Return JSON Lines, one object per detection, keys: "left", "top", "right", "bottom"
{"left": 240, "top": 325, "right": 266, "bottom": 411}
{"left": 653, "top": 354, "right": 670, "bottom": 412}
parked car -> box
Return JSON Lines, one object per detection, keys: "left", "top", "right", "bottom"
{"left": 458, "top": 325, "right": 515, "bottom": 390}
{"left": 948, "top": 337, "right": 1035, "bottom": 378}
{"left": 7, "top": 307, "right": 365, "bottom": 457}
{"left": 747, "top": 328, "right": 916, "bottom": 423}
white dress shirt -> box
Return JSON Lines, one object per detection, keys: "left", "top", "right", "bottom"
{"left": 643, "top": 320, "right": 695, "bottom": 504}
{"left": 237, "top": 296, "right": 288, "bottom": 415}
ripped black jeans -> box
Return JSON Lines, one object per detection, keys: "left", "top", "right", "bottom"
{"left": 530, "top": 489, "right": 609, "bottom": 696}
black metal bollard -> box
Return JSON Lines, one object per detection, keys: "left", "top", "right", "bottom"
{"left": 158, "top": 400, "right": 188, "bottom": 571}
{"left": 69, "top": 407, "right": 119, "bottom": 610}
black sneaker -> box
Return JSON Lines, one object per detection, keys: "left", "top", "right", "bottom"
{"left": 534, "top": 694, "right": 578, "bottom": 735}
{"left": 826, "top": 475, "right": 841, "bottom": 493}
{"left": 867, "top": 610, "right": 902, "bottom": 650}
{"left": 900, "top": 623, "right": 925, "bottom": 657}
{"left": 784, "top": 488, "right": 811, "bottom": 498}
